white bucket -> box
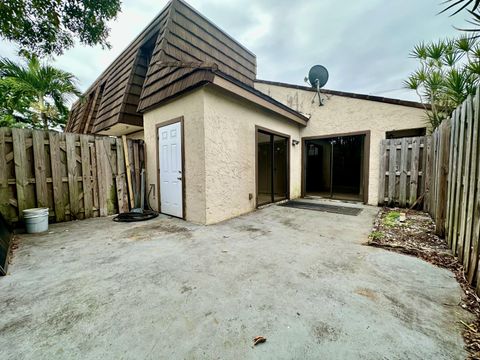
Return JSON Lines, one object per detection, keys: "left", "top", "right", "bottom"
{"left": 23, "top": 208, "right": 49, "bottom": 233}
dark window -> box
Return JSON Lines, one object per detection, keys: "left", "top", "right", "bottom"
{"left": 386, "top": 128, "right": 426, "bottom": 139}
{"left": 257, "top": 130, "right": 289, "bottom": 206}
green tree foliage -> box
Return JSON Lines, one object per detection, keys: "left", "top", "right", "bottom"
{"left": 0, "top": 55, "right": 81, "bottom": 130}
{"left": 0, "top": 0, "right": 121, "bottom": 56}
{"left": 404, "top": 36, "right": 480, "bottom": 128}
{"left": 441, "top": 0, "right": 480, "bottom": 34}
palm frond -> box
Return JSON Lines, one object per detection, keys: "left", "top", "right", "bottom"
{"left": 439, "top": 0, "right": 480, "bottom": 16}
{"left": 409, "top": 42, "right": 428, "bottom": 59}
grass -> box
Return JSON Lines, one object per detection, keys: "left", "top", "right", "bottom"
{"left": 383, "top": 211, "right": 401, "bottom": 227}
{"left": 369, "top": 231, "right": 384, "bottom": 241}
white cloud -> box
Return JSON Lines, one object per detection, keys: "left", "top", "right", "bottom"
{"left": 0, "top": 0, "right": 472, "bottom": 101}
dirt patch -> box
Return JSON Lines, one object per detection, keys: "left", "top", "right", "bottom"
{"left": 236, "top": 225, "right": 269, "bottom": 237}
{"left": 0, "top": 315, "right": 32, "bottom": 334}
{"left": 122, "top": 222, "right": 191, "bottom": 241}
{"left": 355, "top": 288, "right": 378, "bottom": 301}
{"left": 369, "top": 208, "right": 480, "bottom": 359}
{"left": 312, "top": 322, "right": 340, "bottom": 343}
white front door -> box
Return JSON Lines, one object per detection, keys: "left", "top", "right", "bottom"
{"left": 158, "top": 121, "right": 183, "bottom": 218}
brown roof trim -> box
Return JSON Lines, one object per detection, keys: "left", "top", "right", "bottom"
{"left": 212, "top": 75, "right": 308, "bottom": 126}
{"left": 139, "top": 68, "right": 308, "bottom": 126}
{"left": 213, "top": 71, "right": 308, "bottom": 125}
{"left": 255, "top": 79, "right": 430, "bottom": 110}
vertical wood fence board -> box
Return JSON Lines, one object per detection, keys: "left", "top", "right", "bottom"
{"left": 464, "top": 95, "right": 479, "bottom": 270}
{"left": 446, "top": 110, "right": 458, "bottom": 246}
{"left": 459, "top": 97, "right": 474, "bottom": 263}
{"left": 429, "top": 131, "right": 437, "bottom": 215}
{"left": 474, "top": 149, "right": 480, "bottom": 288}
{"left": 95, "top": 138, "right": 108, "bottom": 217}
{"left": 32, "top": 130, "right": 48, "bottom": 208}
{"left": 0, "top": 129, "right": 6, "bottom": 188}
{"left": 433, "top": 131, "right": 439, "bottom": 214}
{"left": 66, "top": 134, "right": 79, "bottom": 219}
{"left": 468, "top": 91, "right": 480, "bottom": 283}
{"left": 423, "top": 136, "right": 433, "bottom": 211}
{"left": 435, "top": 121, "right": 451, "bottom": 236}
{"left": 133, "top": 141, "right": 141, "bottom": 208}
{"left": 115, "top": 138, "right": 129, "bottom": 213}
{"left": 388, "top": 141, "right": 397, "bottom": 204}
{"left": 449, "top": 110, "right": 461, "bottom": 247}
{"left": 103, "top": 137, "right": 116, "bottom": 215}
{"left": 80, "top": 136, "right": 93, "bottom": 219}
{"left": 49, "top": 132, "right": 65, "bottom": 222}
{"left": 122, "top": 135, "right": 135, "bottom": 209}
{"left": 453, "top": 102, "right": 467, "bottom": 256}
{"left": 409, "top": 137, "right": 420, "bottom": 205}
{"left": 399, "top": 138, "right": 408, "bottom": 207}
{"left": 89, "top": 139, "right": 100, "bottom": 216}
{"left": 0, "top": 129, "right": 9, "bottom": 219}
{"left": 12, "top": 128, "right": 28, "bottom": 220}
{"left": 378, "top": 140, "right": 386, "bottom": 205}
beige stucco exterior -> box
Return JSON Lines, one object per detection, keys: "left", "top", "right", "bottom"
{"left": 254, "top": 82, "right": 427, "bottom": 205}
{"left": 143, "top": 85, "right": 302, "bottom": 224}
{"left": 143, "top": 80, "right": 426, "bottom": 225}
{"left": 203, "top": 86, "right": 302, "bottom": 224}
{"left": 143, "top": 88, "right": 207, "bottom": 224}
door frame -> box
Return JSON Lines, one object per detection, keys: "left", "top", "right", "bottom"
{"left": 301, "top": 130, "right": 370, "bottom": 204}
{"left": 255, "top": 125, "right": 291, "bottom": 207}
{"left": 156, "top": 116, "right": 186, "bottom": 219}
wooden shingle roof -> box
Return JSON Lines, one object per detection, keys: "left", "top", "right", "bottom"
{"left": 66, "top": 0, "right": 257, "bottom": 134}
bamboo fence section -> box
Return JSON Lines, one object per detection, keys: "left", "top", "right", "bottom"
{"left": 0, "top": 128, "right": 144, "bottom": 224}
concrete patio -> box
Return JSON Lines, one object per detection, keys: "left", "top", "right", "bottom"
{"left": 0, "top": 201, "right": 470, "bottom": 359}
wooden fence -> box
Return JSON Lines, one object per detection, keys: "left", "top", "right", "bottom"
{"left": 0, "top": 127, "right": 144, "bottom": 224}
{"left": 440, "top": 93, "right": 480, "bottom": 289}
{"left": 380, "top": 90, "right": 480, "bottom": 292}
{"left": 378, "top": 136, "right": 428, "bottom": 208}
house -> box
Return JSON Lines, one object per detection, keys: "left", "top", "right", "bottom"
{"left": 66, "top": 0, "right": 426, "bottom": 225}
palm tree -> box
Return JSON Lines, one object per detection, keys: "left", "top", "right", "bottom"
{"left": 0, "top": 55, "right": 81, "bottom": 130}
{"left": 404, "top": 36, "right": 479, "bottom": 129}
{"left": 441, "top": 0, "right": 480, "bottom": 35}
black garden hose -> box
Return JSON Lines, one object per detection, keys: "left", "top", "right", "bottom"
{"left": 112, "top": 210, "right": 159, "bottom": 222}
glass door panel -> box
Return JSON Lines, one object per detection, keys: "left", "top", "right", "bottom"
{"left": 331, "top": 135, "right": 363, "bottom": 201}
{"left": 257, "top": 130, "right": 289, "bottom": 206}
{"left": 273, "top": 135, "right": 288, "bottom": 202}
{"left": 257, "top": 131, "right": 273, "bottom": 205}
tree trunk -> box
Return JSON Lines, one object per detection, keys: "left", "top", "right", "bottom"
{"left": 41, "top": 112, "right": 48, "bottom": 130}
{"left": 38, "top": 94, "right": 48, "bottom": 130}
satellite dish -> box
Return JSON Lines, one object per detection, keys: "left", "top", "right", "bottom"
{"left": 308, "top": 65, "right": 329, "bottom": 88}
{"left": 305, "top": 65, "right": 329, "bottom": 106}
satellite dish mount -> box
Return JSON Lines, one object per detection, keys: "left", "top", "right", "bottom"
{"left": 305, "top": 65, "right": 329, "bottom": 106}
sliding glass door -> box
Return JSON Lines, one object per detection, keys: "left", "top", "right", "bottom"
{"left": 257, "top": 130, "right": 289, "bottom": 206}
{"left": 305, "top": 134, "right": 365, "bottom": 201}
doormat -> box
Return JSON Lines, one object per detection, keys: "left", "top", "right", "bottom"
{"left": 279, "top": 200, "right": 363, "bottom": 216}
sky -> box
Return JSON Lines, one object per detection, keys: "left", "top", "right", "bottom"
{"left": 0, "top": 0, "right": 471, "bottom": 101}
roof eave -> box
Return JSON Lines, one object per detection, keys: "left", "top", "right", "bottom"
{"left": 212, "top": 75, "right": 308, "bottom": 126}
{"left": 255, "top": 79, "right": 430, "bottom": 110}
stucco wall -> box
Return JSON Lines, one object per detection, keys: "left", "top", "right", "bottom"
{"left": 126, "top": 130, "right": 145, "bottom": 140}
{"left": 143, "top": 89, "right": 207, "bottom": 224}
{"left": 203, "top": 86, "right": 302, "bottom": 224}
{"left": 254, "top": 82, "right": 427, "bottom": 205}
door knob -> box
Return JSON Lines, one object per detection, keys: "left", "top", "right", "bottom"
{"left": 177, "top": 177, "right": 182, "bottom": 180}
